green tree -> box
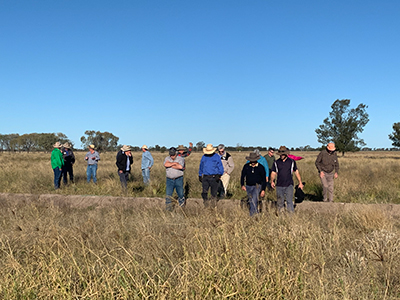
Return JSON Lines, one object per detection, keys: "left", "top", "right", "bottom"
{"left": 389, "top": 122, "right": 400, "bottom": 147}
{"left": 315, "top": 99, "right": 369, "bottom": 156}
{"left": 81, "top": 130, "right": 119, "bottom": 152}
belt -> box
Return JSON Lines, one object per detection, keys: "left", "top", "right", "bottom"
{"left": 168, "top": 176, "right": 183, "bottom": 180}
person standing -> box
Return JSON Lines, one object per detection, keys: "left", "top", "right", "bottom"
{"left": 62, "top": 142, "right": 75, "bottom": 185}
{"left": 85, "top": 144, "right": 100, "bottom": 183}
{"left": 116, "top": 145, "right": 133, "bottom": 190}
{"left": 217, "top": 144, "right": 234, "bottom": 198}
{"left": 315, "top": 142, "right": 339, "bottom": 202}
{"left": 164, "top": 147, "right": 185, "bottom": 211}
{"left": 177, "top": 142, "right": 193, "bottom": 158}
{"left": 141, "top": 145, "right": 154, "bottom": 185}
{"left": 270, "top": 146, "right": 304, "bottom": 213}
{"left": 51, "top": 142, "right": 64, "bottom": 189}
{"left": 264, "top": 147, "right": 275, "bottom": 190}
{"left": 198, "top": 144, "right": 224, "bottom": 208}
{"left": 240, "top": 152, "right": 267, "bottom": 216}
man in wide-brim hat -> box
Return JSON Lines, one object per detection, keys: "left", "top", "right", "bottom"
{"left": 315, "top": 142, "right": 339, "bottom": 202}
{"left": 199, "top": 144, "right": 224, "bottom": 208}
{"left": 270, "top": 146, "right": 304, "bottom": 213}
{"left": 51, "top": 142, "right": 64, "bottom": 189}
{"left": 240, "top": 152, "right": 267, "bottom": 216}
{"left": 61, "top": 142, "right": 75, "bottom": 185}
{"left": 141, "top": 144, "right": 154, "bottom": 185}
{"left": 116, "top": 145, "right": 133, "bottom": 190}
{"left": 85, "top": 144, "right": 100, "bottom": 183}
{"left": 177, "top": 142, "right": 193, "bottom": 158}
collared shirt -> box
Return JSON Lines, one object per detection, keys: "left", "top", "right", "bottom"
{"left": 164, "top": 155, "right": 185, "bottom": 179}
{"left": 141, "top": 151, "right": 154, "bottom": 169}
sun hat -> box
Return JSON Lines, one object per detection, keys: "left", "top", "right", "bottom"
{"left": 63, "top": 142, "right": 72, "bottom": 149}
{"left": 177, "top": 145, "right": 186, "bottom": 151}
{"left": 277, "top": 146, "right": 290, "bottom": 155}
{"left": 169, "top": 147, "right": 177, "bottom": 156}
{"left": 327, "top": 143, "right": 336, "bottom": 151}
{"left": 203, "top": 144, "right": 216, "bottom": 154}
{"left": 53, "top": 142, "right": 62, "bottom": 148}
{"left": 141, "top": 145, "right": 148, "bottom": 150}
{"left": 89, "top": 144, "right": 95, "bottom": 150}
{"left": 121, "top": 145, "right": 131, "bottom": 152}
{"left": 246, "top": 152, "right": 260, "bottom": 162}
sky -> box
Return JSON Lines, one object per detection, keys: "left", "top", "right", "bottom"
{"left": 1, "top": 0, "right": 399, "bottom": 149}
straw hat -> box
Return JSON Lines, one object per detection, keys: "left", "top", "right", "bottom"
{"left": 203, "top": 144, "right": 216, "bottom": 154}
{"left": 63, "top": 142, "right": 72, "bottom": 149}
{"left": 141, "top": 145, "right": 148, "bottom": 150}
{"left": 327, "top": 143, "right": 336, "bottom": 151}
{"left": 88, "top": 144, "right": 95, "bottom": 150}
{"left": 53, "top": 142, "right": 62, "bottom": 148}
{"left": 121, "top": 145, "right": 131, "bottom": 152}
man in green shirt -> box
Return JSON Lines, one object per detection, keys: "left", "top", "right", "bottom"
{"left": 264, "top": 147, "right": 275, "bottom": 190}
{"left": 51, "top": 142, "right": 64, "bottom": 189}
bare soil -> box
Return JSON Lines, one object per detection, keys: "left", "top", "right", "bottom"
{"left": 1, "top": 192, "right": 400, "bottom": 218}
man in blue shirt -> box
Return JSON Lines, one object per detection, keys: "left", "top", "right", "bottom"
{"left": 199, "top": 144, "right": 224, "bottom": 208}
{"left": 141, "top": 145, "right": 154, "bottom": 185}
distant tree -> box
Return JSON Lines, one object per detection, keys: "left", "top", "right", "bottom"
{"left": 315, "top": 99, "right": 369, "bottom": 156}
{"left": 154, "top": 145, "right": 161, "bottom": 151}
{"left": 389, "top": 122, "right": 400, "bottom": 147}
{"left": 196, "top": 141, "right": 205, "bottom": 151}
{"left": 160, "top": 146, "right": 167, "bottom": 153}
{"left": 80, "top": 130, "right": 119, "bottom": 152}
{"left": 0, "top": 133, "right": 19, "bottom": 151}
{"left": 236, "top": 143, "right": 243, "bottom": 152}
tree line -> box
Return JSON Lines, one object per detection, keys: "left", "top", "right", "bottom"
{"left": 1, "top": 100, "right": 400, "bottom": 154}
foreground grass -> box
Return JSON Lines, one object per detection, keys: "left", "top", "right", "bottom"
{"left": 1, "top": 199, "right": 400, "bottom": 299}
{"left": 1, "top": 151, "right": 400, "bottom": 204}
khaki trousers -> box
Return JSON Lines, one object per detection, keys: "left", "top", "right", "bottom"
{"left": 221, "top": 173, "right": 230, "bottom": 193}
{"left": 321, "top": 171, "right": 335, "bottom": 202}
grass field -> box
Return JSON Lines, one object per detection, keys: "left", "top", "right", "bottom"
{"left": 1, "top": 151, "right": 400, "bottom": 299}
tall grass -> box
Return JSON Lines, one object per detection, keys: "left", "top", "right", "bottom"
{"left": 1, "top": 151, "right": 400, "bottom": 203}
{"left": 0, "top": 199, "right": 399, "bottom": 299}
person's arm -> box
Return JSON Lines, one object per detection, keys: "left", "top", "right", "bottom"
{"left": 240, "top": 165, "right": 246, "bottom": 191}
{"left": 149, "top": 153, "right": 154, "bottom": 168}
{"left": 270, "top": 171, "right": 276, "bottom": 189}
{"left": 294, "top": 170, "right": 304, "bottom": 189}
{"left": 260, "top": 166, "right": 267, "bottom": 197}
{"left": 227, "top": 156, "right": 234, "bottom": 174}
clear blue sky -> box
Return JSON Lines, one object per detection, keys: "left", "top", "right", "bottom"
{"left": 1, "top": 0, "right": 399, "bottom": 149}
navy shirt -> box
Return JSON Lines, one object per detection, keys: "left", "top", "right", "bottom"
{"left": 271, "top": 157, "right": 297, "bottom": 187}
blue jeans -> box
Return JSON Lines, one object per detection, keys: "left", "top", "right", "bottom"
{"left": 276, "top": 185, "right": 294, "bottom": 212}
{"left": 87, "top": 164, "right": 98, "bottom": 183}
{"left": 142, "top": 168, "right": 150, "bottom": 184}
{"left": 166, "top": 176, "right": 185, "bottom": 209}
{"left": 246, "top": 185, "right": 261, "bottom": 216}
{"left": 53, "top": 167, "right": 62, "bottom": 189}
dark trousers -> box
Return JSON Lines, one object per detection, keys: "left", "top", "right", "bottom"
{"left": 119, "top": 171, "right": 130, "bottom": 189}
{"left": 201, "top": 175, "right": 219, "bottom": 207}
{"left": 62, "top": 163, "right": 74, "bottom": 184}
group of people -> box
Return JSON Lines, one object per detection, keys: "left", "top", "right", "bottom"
{"left": 50, "top": 141, "right": 339, "bottom": 216}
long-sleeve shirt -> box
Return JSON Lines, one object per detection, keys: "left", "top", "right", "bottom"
{"left": 51, "top": 148, "right": 64, "bottom": 169}
{"left": 219, "top": 151, "right": 235, "bottom": 175}
{"left": 199, "top": 153, "right": 224, "bottom": 176}
{"left": 315, "top": 149, "right": 339, "bottom": 174}
{"left": 141, "top": 151, "right": 154, "bottom": 169}
{"left": 246, "top": 156, "right": 269, "bottom": 177}
{"left": 240, "top": 163, "right": 267, "bottom": 191}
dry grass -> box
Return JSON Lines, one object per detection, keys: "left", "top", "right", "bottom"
{"left": 1, "top": 151, "right": 400, "bottom": 298}
{"left": 1, "top": 151, "right": 400, "bottom": 203}
{"left": 0, "top": 198, "right": 400, "bottom": 299}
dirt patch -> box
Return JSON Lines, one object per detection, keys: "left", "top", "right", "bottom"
{"left": 1, "top": 193, "right": 400, "bottom": 218}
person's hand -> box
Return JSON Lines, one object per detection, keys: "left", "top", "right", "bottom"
{"left": 91, "top": 157, "right": 95, "bottom": 160}
{"left": 260, "top": 190, "right": 265, "bottom": 197}
{"left": 320, "top": 171, "right": 325, "bottom": 178}
{"left": 241, "top": 186, "right": 246, "bottom": 191}
{"left": 85, "top": 157, "right": 88, "bottom": 160}
{"left": 334, "top": 172, "right": 338, "bottom": 179}
{"left": 271, "top": 182, "right": 276, "bottom": 189}
{"left": 189, "top": 142, "right": 193, "bottom": 147}
{"left": 119, "top": 170, "right": 123, "bottom": 174}
{"left": 299, "top": 182, "right": 304, "bottom": 189}
{"left": 199, "top": 176, "right": 203, "bottom": 183}
{"left": 215, "top": 174, "right": 221, "bottom": 181}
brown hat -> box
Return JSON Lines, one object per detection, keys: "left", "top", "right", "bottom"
{"left": 327, "top": 143, "right": 336, "bottom": 151}
{"left": 246, "top": 152, "right": 260, "bottom": 162}
{"left": 121, "top": 145, "right": 131, "bottom": 152}
{"left": 277, "top": 146, "right": 290, "bottom": 155}
{"left": 203, "top": 144, "right": 216, "bottom": 154}
{"left": 53, "top": 142, "right": 62, "bottom": 148}
{"left": 177, "top": 145, "right": 186, "bottom": 151}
